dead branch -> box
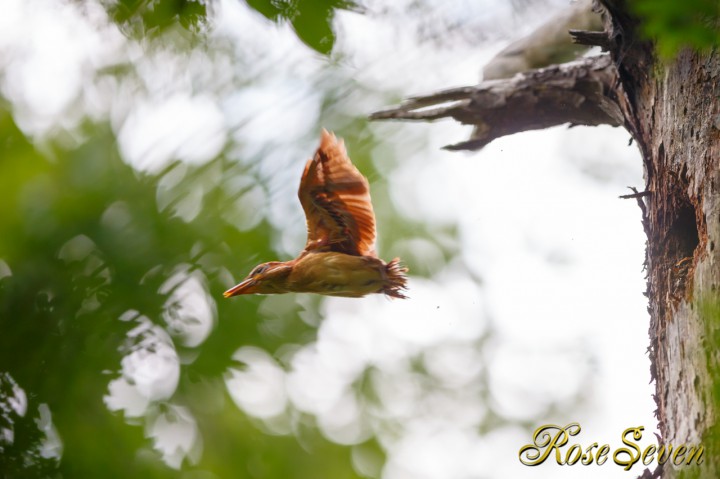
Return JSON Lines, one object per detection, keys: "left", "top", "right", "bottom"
{"left": 570, "top": 29, "right": 611, "bottom": 50}
{"left": 370, "top": 54, "right": 624, "bottom": 151}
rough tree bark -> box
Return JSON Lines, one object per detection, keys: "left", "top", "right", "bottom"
{"left": 372, "top": 1, "right": 720, "bottom": 477}
{"left": 602, "top": 3, "right": 720, "bottom": 479}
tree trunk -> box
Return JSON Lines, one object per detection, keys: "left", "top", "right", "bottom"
{"left": 602, "top": 2, "right": 720, "bottom": 478}
{"left": 372, "top": 1, "right": 720, "bottom": 477}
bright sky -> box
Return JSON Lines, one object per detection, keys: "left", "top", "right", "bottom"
{"left": 0, "top": 0, "right": 657, "bottom": 477}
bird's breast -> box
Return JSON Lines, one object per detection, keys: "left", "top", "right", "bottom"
{"left": 287, "top": 252, "right": 387, "bottom": 297}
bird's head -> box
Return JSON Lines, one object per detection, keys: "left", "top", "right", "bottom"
{"left": 223, "top": 261, "right": 293, "bottom": 297}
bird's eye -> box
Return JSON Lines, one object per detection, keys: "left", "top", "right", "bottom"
{"left": 250, "top": 264, "right": 269, "bottom": 276}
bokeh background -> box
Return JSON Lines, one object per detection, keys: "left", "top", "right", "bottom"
{"left": 0, "top": 0, "right": 657, "bottom": 478}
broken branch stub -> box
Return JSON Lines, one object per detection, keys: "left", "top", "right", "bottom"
{"left": 370, "top": 54, "right": 624, "bottom": 151}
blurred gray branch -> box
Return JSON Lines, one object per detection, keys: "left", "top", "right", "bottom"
{"left": 370, "top": 0, "right": 618, "bottom": 151}
{"left": 482, "top": 0, "right": 602, "bottom": 81}
{"left": 370, "top": 54, "right": 623, "bottom": 151}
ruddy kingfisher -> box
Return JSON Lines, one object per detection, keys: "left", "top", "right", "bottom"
{"left": 223, "top": 129, "right": 408, "bottom": 299}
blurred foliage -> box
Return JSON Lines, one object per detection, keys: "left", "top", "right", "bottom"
{"left": 0, "top": 1, "right": 595, "bottom": 477}
{"left": 104, "top": 0, "right": 360, "bottom": 53}
{"left": 0, "top": 76, "right": 451, "bottom": 474}
{"left": 0, "top": 107, "right": 378, "bottom": 478}
{"left": 631, "top": 0, "right": 720, "bottom": 58}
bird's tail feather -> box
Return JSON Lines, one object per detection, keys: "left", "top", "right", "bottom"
{"left": 383, "top": 258, "right": 408, "bottom": 299}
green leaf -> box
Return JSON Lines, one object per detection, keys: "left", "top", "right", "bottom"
{"left": 243, "top": 0, "right": 361, "bottom": 54}
{"left": 632, "top": 0, "right": 720, "bottom": 58}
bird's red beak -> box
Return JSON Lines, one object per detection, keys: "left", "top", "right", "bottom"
{"left": 223, "top": 278, "right": 258, "bottom": 297}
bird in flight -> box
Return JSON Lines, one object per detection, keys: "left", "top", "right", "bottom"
{"left": 224, "top": 129, "right": 408, "bottom": 299}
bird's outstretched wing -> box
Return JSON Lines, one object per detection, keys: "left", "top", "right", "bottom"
{"left": 298, "top": 129, "right": 377, "bottom": 257}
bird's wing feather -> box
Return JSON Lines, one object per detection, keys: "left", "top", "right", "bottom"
{"left": 298, "top": 129, "right": 377, "bottom": 257}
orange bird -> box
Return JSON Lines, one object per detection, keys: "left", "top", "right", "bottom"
{"left": 224, "top": 129, "right": 408, "bottom": 299}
